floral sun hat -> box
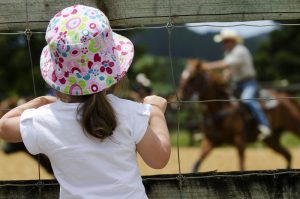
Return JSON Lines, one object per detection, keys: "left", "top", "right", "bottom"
{"left": 40, "top": 5, "right": 134, "bottom": 95}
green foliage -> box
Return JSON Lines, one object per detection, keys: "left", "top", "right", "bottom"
{"left": 254, "top": 21, "right": 300, "bottom": 83}
{"left": 0, "top": 29, "right": 187, "bottom": 100}
{"left": 281, "top": 132, "right": 300, "bottom": 148}
{"left": 0, "top": 34, "right": 47, "bottom": 100}
{"left": 170, "top": 130, "right": 193, "bottom": 147}
{"left": 130, "top": 54, "right": 186, "bottom": 96}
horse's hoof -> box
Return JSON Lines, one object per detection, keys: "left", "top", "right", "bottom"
{"left": 191, "top": 161, "right": 201, "bottom": 173}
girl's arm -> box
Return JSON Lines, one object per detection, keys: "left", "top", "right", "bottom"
{"left": 0, "top": 96, "right": 57, "bottom": 142}
{"left": 137, "top": 95, "right": 171, "bottom": 169}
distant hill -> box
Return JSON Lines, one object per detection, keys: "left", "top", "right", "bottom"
{"left": 130, "top": 27, "right": 269, "bottom": 60}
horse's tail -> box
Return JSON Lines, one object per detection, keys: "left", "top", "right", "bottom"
{"left": 272, "top": 91, "right": 300, "bottom": 137}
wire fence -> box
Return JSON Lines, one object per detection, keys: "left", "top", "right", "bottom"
{"left": 0, "top": 0, "right": 300, "bottom": 197}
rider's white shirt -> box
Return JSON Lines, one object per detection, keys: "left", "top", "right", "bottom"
{"left": 224, "top": 44, "right": 256, "bottom": 82}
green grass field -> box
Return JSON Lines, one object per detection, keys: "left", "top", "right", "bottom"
{"left": 170, "top": 130, "right": 300, "bottom": 148}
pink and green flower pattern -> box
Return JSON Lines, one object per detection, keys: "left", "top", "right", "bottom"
{"left": 40, "top": 5, "right": 134, "bottom": 95}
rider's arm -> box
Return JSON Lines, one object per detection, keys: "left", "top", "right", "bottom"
{"left": 202, "top": 60, "right": 229, "bottom": 71}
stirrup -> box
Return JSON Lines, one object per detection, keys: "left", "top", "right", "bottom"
{"left": 257, "top": 125, "right": 271, "bottom": 140}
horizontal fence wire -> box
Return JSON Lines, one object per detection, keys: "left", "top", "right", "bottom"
{"left": 167, "top": 96, "right": 300, "bottom": 105}
{"left": 2, "top": 96, "right": 300, "bottom": 113}
{"left": 0, "top": 21, "right": 300, "bottom": 34}
{"left": 113, "top": 22, "right": 300, "bottom": 31}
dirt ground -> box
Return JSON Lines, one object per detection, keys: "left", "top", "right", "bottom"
{"left": 1, "top": 147, "right": 300, "bottom": 180}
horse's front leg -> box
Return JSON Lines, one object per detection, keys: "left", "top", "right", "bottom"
{"left": 191, "top": 137, "right": 214, "bottom": 173}
{"left": 234, "top": 134, "right": 246, "bottom": 171}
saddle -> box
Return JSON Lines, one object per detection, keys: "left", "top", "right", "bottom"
{"left": 202, "top": 89, "right": 278, "bottom": 140}
{"left": 259, "top": 89, "right": 279, "bottom": 109}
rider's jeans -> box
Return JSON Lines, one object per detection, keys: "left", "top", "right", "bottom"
{"left": 235, "top": 79, "right": 270, "bottom": 127}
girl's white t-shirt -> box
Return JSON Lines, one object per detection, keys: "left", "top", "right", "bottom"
{"left": 20, "top": 94, "right": 151, "bottom": 199}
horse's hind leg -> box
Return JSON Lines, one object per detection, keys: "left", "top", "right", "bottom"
{"left": 264, "top": 131, "right": 292, "bottom": 169}
{"left": 234, "top": 135, "right": 246, "bottom": 171}
{"left": 191, "top": 137, "right": 214, "bottom": 173}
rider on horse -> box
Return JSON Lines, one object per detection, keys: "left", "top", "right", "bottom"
{"left": 202, "top": 29, "right": 271, "bottom": 140}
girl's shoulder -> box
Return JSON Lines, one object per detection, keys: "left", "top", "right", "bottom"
{"left": 107, "top": 94, "right": 142, "bottom": 107}
{"left": 107, "top": 94, "right": 151, "bottom": 114}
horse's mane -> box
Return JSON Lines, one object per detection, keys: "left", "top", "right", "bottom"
{"left": 206, "top": 70, "right": 228, "bottom": 88}
{"left": 187, "top": 58, "right": 229, "bottom": 89}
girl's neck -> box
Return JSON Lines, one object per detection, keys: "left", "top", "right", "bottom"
{"left": 56, "top": 92, "right": 87, "bottom": 103}
{"left": 56, "top": 90, "right": 108, "bottom": 103}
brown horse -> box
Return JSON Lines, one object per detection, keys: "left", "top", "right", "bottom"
{"left": 178, "top": 59, "right": 300, "bottom": 172}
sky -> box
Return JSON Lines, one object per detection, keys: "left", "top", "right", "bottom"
{"left": 186, "top": 20, "right": 280, "bottom": 38}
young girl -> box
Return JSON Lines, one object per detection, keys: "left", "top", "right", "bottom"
{"left": 0, "top": 5, "right": 170, "bottom": 199}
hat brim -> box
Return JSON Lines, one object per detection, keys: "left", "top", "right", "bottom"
{"left": 213, "top": 34, "right": 242, "bottom": 43}
{"left": 40, "top": 32, "right": 134, "bottom": 95}
{"left": 111, "top": 31, "right": 134, "bottom": 81}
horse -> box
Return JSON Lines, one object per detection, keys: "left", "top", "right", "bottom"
{"left": 178, "top": 58, "right": 300, "bottom": 172}
{"left": 0, "top": 96, "right": 53, "bottom": 174}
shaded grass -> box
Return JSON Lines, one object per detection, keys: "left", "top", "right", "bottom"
{"left": 171, "top": 130, "right": 300, "bottom": 148}
{"left": 170, "top": 130, "right": 191, "bottom": 147}
{"left": 281, "top": 132, "right": 300, "bottom": 148}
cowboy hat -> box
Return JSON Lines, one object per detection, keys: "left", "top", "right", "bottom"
{"left": 213, "top": 29, "right": 243, "bottom": 43}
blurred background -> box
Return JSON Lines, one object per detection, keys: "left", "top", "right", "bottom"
{"left": 0, "top": 19, "right": 300, "bottom": 179}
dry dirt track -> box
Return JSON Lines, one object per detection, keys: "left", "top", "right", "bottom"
{"left": 1, "top": 147, "right": 300, "bottom": 180}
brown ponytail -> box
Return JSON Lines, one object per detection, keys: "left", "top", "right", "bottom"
{"left": 77, "top": 92, "right": 116, "bottom": 140}
{"left": 56, "top": 78, "right": 128, "bottom": 140}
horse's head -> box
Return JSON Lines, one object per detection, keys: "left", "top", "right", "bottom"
{"left": 178, "top": 59, "right": 208, "bottom": 100}
{"left": 178, "top": 58, "right": 229, "bottom": 101}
